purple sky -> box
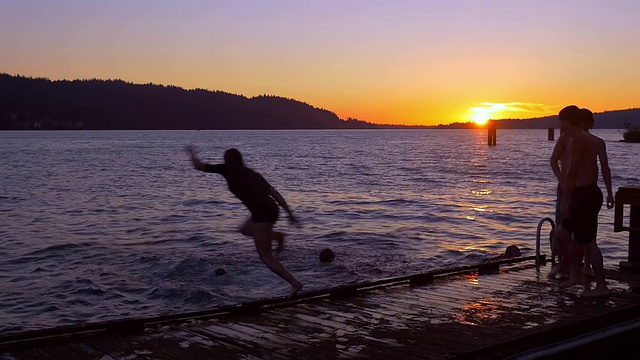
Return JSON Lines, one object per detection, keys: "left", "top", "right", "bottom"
{"left": 2, "top": 0, "right": 639, "bottom": 124}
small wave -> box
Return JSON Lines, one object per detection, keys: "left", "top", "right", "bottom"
{"left": 124, "top": 237, "right": 182, "bottom": 247}
{"left": 471, "top": 189, "right": 493, "bottom": 196}
{"left": 160, "top": 214, "right": 189, "bottom": 223}
{"left": 325, "top": 198, "right": 420, "bottom": 207}
{"left": 42, "top": 304, "right": 61, "bottom": 312}
{"left": 161, "top": 258, "right": 213, "bottom": 280}
{"left": 162, "top": 234, "right": 221, "bottom": 249}
{"left": 376, "top": 199, "right": 419, "bottom": 205}
{"left": 0, "top": 324, "right": 24, "bottom": 334}
{"left": 9, "top": 242, "right": 98, "bottom": 264}
{"left": 87, "top": 208, "right": 119, "bottom": 214}
{"left": 179, "top": 199, "right": 226, "bottom": 207}
{"left": 146, "top": 286, "right": 217, "bottom": 306}
{"left": 0, "top": 196, "right": 23, "bottom": 203}
{"left": 64, "top": 299, "right": 93, "bottom": 307}
{"left": 313, "top": 231, "right": 349, "bottom": 241}
{"left": 133, "top": 254, "right": 163, "bottom": 265}
{"left": 183, "top": 289, "right": 219, "bottom": 305}
{"left": 69, "top": 287, "right": 107, "bottom": 297}
{"left": 484, "top": 212, "right": 520, "bottom": 223}
{"left": 417, "top": 213, "right": 448, "bottom": 222}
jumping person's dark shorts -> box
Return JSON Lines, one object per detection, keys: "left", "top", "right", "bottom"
{"left": 561, "top": 183, "right": 603, "bottom": 244}
{"left": 250, "top": 200, "right": 279, "bottom": 224}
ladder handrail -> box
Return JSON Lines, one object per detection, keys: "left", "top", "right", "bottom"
{"left": 536, "top": 217, "right": 555, "bottom": 271}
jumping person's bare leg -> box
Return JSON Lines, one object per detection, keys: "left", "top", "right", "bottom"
{"left": 242, "top": 219, "right": 285, "bottom": 250}
{"left": 253, "top": 223, "right": 302, "bottom": 297}
{"left": 239, "top": 218, "right": 255, "bottom": 237}
{"left": 271, "top": 231, "right": 285, "bottom": 250}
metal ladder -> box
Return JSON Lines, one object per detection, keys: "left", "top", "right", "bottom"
{"left": 536, "top": 217, "right": 555, "bottom": 271}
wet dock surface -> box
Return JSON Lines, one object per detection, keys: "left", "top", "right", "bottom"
{"left": 2, "top": 258, "right": 639, "bottom": 359}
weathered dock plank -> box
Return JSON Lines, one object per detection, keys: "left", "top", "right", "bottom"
{"left": 92, "top": 333, "right": 185, "bottom": 360}
{"left": 275, "top": 303, "right": 435, "bottom": 359}
{"left": 217, "top": 317, "right": 365, "bottom": 359}
{"left": 251, "top": 318, "right": 376, "bottom": 359}
{"left": 61, "top": 342, "right": 116, "bottom": 360}
{"left": 1, "top": 347, "right": 59, "bottom": 360}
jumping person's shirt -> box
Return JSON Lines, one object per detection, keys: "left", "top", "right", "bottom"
{"left": 202, "top": 164, "right": 276, "bottom": 213}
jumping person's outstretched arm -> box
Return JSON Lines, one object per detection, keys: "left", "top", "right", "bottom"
{"left": 186, "top": 146, "right": 223, "bottom": 173}
{"left": 267, "top": 186, "right": 299, "bottom": 226}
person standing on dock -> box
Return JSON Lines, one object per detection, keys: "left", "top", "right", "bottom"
{"left": 185, "top": 146, "right": 304, "bottom": 297}
{"left": 556, "top": 106, "right": 610, "bottom": 297}
{"left": 549, "top": 105, "right": 580, "bottom": 279}
{"left": 579, "top": 108, "right": 615, "bottom": 211}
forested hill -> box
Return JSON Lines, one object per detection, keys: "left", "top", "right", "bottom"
{"left": 0, "top": 73, "right": 378, "bottom": 130}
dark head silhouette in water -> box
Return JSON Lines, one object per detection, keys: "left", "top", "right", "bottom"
{"left": 186, "top": 146, "right": 303, "bottom": 297}
{"left": 503, "top": 245, "right": 521, "bottom": 259}
{"left": 319, "top": 248, "right": 336, "bottom": 263}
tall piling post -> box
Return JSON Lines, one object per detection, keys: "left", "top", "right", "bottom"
{"left": 548, "top": 128, "right": 554, "bottom": 141}
{"left": 614, "top": 186, "right": 640, "bottom": 272}
{"left": 487, "top": 121, "right": 497, "bottom": 146}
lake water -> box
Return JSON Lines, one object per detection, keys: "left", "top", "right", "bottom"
{"left": 0, "top": 129, "right": 638, "bottom": 333}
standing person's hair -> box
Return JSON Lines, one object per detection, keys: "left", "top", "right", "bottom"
{"left": 579, "top": 108, "right": 594, "bottom": 130}
{"left": 558, "top": 105, "right": 581, "bottom": 126}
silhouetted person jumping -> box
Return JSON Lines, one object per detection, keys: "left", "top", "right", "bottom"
{"left": 186, "top": 146, "right": 303, "bottom": 297}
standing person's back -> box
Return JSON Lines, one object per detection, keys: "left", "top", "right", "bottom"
{"left": 580, "top": 108, "right": 615, "bottom": 209}
{"left": 549, "top": 106, "right": 579, "bottom": 277}
{"left": 558, "top": 106, "right": 610, "bottom": 297}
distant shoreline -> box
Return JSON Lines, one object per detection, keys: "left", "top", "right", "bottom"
{"left": 4, "top": 74, "right": 638, "bottom": 131}
{"left": 0, "top": 127, "right": 628, "bottom": 131}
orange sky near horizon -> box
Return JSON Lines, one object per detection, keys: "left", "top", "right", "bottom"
{"left": 1, "top": 1, "right": 639, "bottom": 126}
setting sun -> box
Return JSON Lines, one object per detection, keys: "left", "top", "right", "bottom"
{"left": 469, "top": 103, "right": 507, "bottom": 126}
{"left": 471, "top": 112, "right": 490, "bottom": 125}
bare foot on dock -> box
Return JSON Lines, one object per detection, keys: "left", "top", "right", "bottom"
{"left": 548, "top": 266, "right": 570, "bottom": 280}
{"left": 557, "top": 270, "right": 570, "bottom": 280}
{"left": 289, "top": 281, "right": 303, "bottom": 298}
{"left": 560, "top": 277, "right": 583, "bottom": 289}
{"left": 582, "top": 285, "right": 610, "bottom": 298}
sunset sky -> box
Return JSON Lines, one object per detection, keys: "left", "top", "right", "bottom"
{"left": 1, "top": 0, "right": 639, "bottom": 125}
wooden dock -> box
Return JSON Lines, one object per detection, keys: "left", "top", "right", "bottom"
{"left": 1, "top": 256, "right": 639, "bottom": 360}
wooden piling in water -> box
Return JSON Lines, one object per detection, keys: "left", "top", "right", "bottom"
{"left": 487, "top": 121, "right": 497, "bottom": 146}
{"left": 548, "top": 127, "right": 554, "bottom": 141}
